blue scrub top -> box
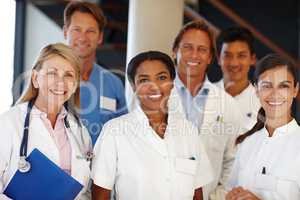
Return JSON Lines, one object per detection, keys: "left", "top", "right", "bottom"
{"left": 80, "top": 63, "right": 127, "bottom": 145}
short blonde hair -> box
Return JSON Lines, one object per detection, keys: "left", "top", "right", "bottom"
{"left": 18, "top": 43, "right": 81, "bottom": 108}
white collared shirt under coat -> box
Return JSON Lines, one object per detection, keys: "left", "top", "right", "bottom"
{"left": 175, "top": 78, "right": 247, "bottom": 200}
{"left": 227, "top": 119, "right": 300, "bottom": 200}
{"left": 0, "top": 103, "right": 92, "bottom": 200}
{"left": 92, "top": 88, "right": 214, "bottom": 200}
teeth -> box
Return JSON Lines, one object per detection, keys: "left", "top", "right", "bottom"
{"left": 268, "top": 102, "right": 284, "bottom": 106}
{"left": 187, "top": 62, "right": 198, "bottom": 66}
{"left": 148, "top": 94, "right": 162, "bottom": 99}
{"left": 51, "top": 90, "right": 65, "bottom": 95}
{"left": 77, "top": 44, "right": 88, "bottom": 49}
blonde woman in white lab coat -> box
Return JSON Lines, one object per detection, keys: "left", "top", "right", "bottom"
{"left": 92, "top": 51, "right": 214, "bottom": 200}
{"left": 0, "top": 43, "right": 92, "bottom": 200}
{"left": 226, "top": 54, "right": 300, "bottom": 200}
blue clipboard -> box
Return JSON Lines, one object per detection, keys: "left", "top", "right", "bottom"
{"left": 4, "top": 148, "right": 83, "bottom": 200}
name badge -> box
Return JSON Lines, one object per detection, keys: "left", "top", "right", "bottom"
{"left": 100, "top": 96, "right": 116, "bottom": 111}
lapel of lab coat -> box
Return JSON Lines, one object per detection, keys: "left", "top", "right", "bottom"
{"left": 199, "top": 82, "right": 225, "bottom": 135}
{"left": 65, "top": 116, "right": 90, "bottom": 185}
{"left": 132, "top": 107, "right": 169, "bottom": 157}
{"left": 130, "top": 88, "right": 184, "bottom": 157}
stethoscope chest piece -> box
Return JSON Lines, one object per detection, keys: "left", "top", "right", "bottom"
{"left": 85, "top": 151, "right": 93, "bottom": 162}
{"left": 18, "top": 156, "right": 31, "bottom": 173}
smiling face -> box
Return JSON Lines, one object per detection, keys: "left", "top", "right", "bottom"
{"left": 219, "top": 40, "right": 256, "bottom": 83}
{"left": 32, "top": 55, "right": 78, "bottom": 112}
{"left": 133, "top": 60, "right": 173, "bottom": 114}
{"left": 64, "top": 11, "right": 103, "bottom": 60}
{"left": 256, "top": 66, "right": 298, "bottom": 121}
{"left": 174, "top": 29, "right": 212, "bottom": 80}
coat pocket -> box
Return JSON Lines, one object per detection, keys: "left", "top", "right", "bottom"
{"left": 252, "top": 174, "right": 300, "bottom": 200}
{"left": 276, "top": 178, "right": 300, "bottom": 200}
{"left": 174, "top": 158, "right": 198, "bottom": 199}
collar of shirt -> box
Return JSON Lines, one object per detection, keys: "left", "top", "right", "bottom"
{"left": 235, "top": 83, "right": 256, "bottom": 101}
{"left": 216, "top": 79, "right": 225, "bottom": 90}
{"left": 262, "top": 119, "right": 298, "bottom": 138}
{"left": 132, "top": 103, "right": 149, "bottom": 124}
{"left": 132, "top": 105, "right": 171, "bottom": 146}
{"left": 80, "top": 62, "right": 105, "bottom": 83}
{"left": 31, "top": 105, "right": 67, "bottom": 122}
{"left": 217, "top": 79, "right": 255, "bottom": 100}
{"left": 174, "top": 74, "right": 210, "bottom": 97}
{"left": 131, "top": 87, "right": 183, "bottom": 138}
{"left": 31, "top": 104, "right": 71, "bottom": 174}
{"left": 174, "top": 75, "right": 210, "bottom": 126}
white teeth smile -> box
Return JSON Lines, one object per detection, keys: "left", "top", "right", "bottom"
{"left": 268, "top": 102, "right": 284, "bottom": 106}
{"left": 77, "top": 44, "right": 89, "bottom": 49}
{"left": 187, "top": 62, "right": 199, "bottom": 66}
{"left": 51, "top": 90, "right": 65, "bottom": 95}
{"left": 148, "top": 94, "right": 162, "bottom": 99}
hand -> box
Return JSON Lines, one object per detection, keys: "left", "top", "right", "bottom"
{"left": 226, "top": 187, "right": 261, "bottom": 200}
{"left": 92, "top": 183, "right": 111, "bottom": 200}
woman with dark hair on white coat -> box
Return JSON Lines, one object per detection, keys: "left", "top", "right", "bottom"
{"left": 92, "top": 51, "right": 214, "bottom": 200}
{"left": 226, "top": 54, "right": 300, "bottom": 200}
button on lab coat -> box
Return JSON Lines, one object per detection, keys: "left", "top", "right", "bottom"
{"left": 227, "top": 119, "right": 300, "bottom": 200}
{"left": 0, "top": 103, "right": 92, "bottom": 200}
{"left": 92, "top": 88, "right": 214, "bottom": 200}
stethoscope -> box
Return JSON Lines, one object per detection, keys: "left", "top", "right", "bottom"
{"left": 18, "top": 100, "right": 93, "bottom": 173}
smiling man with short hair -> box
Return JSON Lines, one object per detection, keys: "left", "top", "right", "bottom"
{"left": 172, "top": 20, "right": 245, "bottom": 200}
{"left": 216, "top": 26, "right": 260, "bottom": 128}
{"left": 63, "top": 1, "right": 127, "bottom": 145}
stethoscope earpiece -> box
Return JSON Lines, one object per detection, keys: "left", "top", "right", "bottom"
{"left": 18, "top": 156, "right": 31, "bottom": 173}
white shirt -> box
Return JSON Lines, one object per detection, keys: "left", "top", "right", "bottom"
{"left": 0, "top": 103, "right": 92, "bottom": 200}
{"left": 92, "top": 88, "right": 214, "bottom": 200}
{"left": 227, "top": 119, "right": 300, "bottom": 200}
{"left": 215, "top": 79, "right": 261, "bottom": 129}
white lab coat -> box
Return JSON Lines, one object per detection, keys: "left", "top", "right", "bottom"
{"left": 215, "top": 79, "right": 261, "bottom": 129}
{"left": 227, "top": 119, "right": 300, "bottom": 200}
{"left": 0, "top": 103, "right": 92, "bottom": 200}
{"left": 92, "top": 88, "right": 214, "bottom": 200}
{"left": 176, "top": 80, "right": 246, "bottom": 200}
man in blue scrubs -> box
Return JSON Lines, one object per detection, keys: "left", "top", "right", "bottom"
{"left": 63, "top": 1, "right": 127, "bottom": 145}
